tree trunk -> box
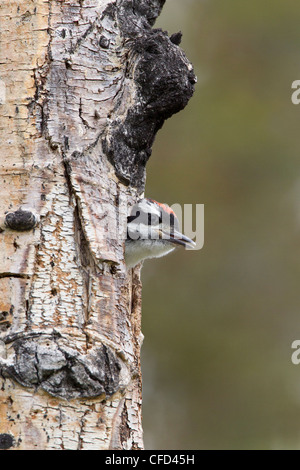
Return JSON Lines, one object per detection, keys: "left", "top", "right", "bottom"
{"left": 0, "top": 0, "right": 194, "bottom": 450}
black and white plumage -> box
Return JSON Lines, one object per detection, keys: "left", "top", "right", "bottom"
{"left": 125, "top": 198, "right": 195, "bottom": 268}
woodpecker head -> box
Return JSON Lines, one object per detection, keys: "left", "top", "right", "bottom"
{"left": 125, "top": 198, "right": 196, "bottom": 268}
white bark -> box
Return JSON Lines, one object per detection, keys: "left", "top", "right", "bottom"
{"left": 0, "top": 0, "right": 143, "bottom": 450}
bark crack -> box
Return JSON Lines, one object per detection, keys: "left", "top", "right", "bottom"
{"left": 79, "top": 97, "right": 94, "bottom": 130}
{"left": 77, "top": 409, "right": 90, "bottom": 450}
{"left": 0, "top": 273, "right": 31, "bottom": 279}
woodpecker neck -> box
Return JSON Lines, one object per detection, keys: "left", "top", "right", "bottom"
{"left": 125, "top": 239, "right": 175, "bottom": 269}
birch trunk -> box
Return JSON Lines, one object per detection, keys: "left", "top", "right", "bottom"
{"left": 0, "top": 0, "right": 194, "bottom": 450}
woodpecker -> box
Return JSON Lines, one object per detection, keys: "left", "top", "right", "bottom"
{"left": 125, "top": 198, "right": 196, "bottom": 268}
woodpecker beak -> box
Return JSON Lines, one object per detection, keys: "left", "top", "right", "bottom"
{"left": 161, "top": 229, "right": 196, "bottom": 249}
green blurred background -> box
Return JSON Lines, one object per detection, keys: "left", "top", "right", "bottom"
{"left": 141, "top": 0, "right": 300, "bottom": 450}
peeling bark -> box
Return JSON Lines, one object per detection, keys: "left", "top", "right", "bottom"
{"left": 0, "top": 0, "right": 194, "bottom": 450}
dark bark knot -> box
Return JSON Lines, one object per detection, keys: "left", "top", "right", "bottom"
{"left": 3, "top": 337, "right": 125, "bottom": 400}
{"left": 0, "top": 434, "right": 14, "bottom": 450}
{"left": 99, "top": 35, "right": 110, "bottom": 49}
{"left": 134, "top": 31, "right": 196, "bottom": 116}
{"left": 102, "top": 1, "right": 196, "bottom": 191}
{"left": 5, "top": 209, "right": 36, "bottom": 231}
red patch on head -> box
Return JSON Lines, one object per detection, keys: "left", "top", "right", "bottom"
{"left": 147, "top": 198, "right": 176, "bottom": 217}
